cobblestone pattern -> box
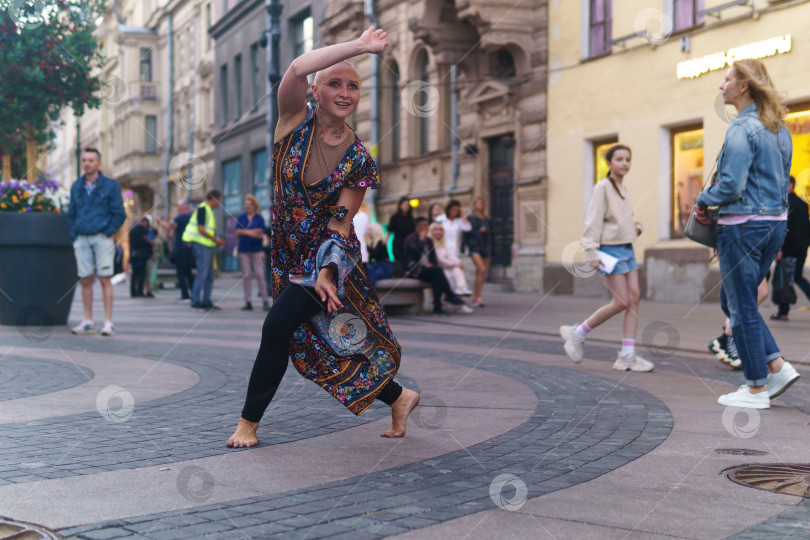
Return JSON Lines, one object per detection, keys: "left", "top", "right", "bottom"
{"left": 418, "top": 321, "right": 810, "bottom": 416}
{"left": 0, "top": 329, "right": 409, "bottom": 485}
{"left": 0, "top": 355, "right": 91, "bottom": 401}
{"left": 730, "top": 498, "right": 810, "bottom": 539}
{"left": 61, "top": 345, "right": 673, "bottom": 539}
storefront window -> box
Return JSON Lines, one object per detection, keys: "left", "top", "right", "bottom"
{"left": 222, "top": 158, "right": 242, "bottom": 272}
{"left": 785, "top": 108, "right": 810, "bottom": 202}
{"left": 593, "top": 139, "right": 618, "bottom": 184}
{"left": 671, "top": 127, "right": 704, "bottom": 237}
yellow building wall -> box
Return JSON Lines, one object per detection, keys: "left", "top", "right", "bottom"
{"left": 546, "top": 0, "right": 810, "bottom": 264}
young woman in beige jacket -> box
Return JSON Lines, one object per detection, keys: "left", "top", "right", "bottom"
{"left": 560, "top": 144, "right": 654, "bottom": 372}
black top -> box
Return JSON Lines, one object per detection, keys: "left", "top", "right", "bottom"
{"left": 172, "top": 212, "right": 192, "bottom": 252}
{"left": 783, "top": 192, "right": 810, "bottom": 257}
{"left": 368, "top": 241, "right": 390, "bottom": 263}
{"left": 129, "top": 223, "right": 152, "bottom": 259}
{"left": 388, "top": 213, "right": 415, "bottom": 259}
{"left": 402, "top": 232, "right": 437, "bottom": 275}
{"left": 465, "top": 214, "right": 490, "bottom": 255}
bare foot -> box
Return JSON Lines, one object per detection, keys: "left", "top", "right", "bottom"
{"left": 381, "top": 388, "right": 420, "bottom": 438}
{"left": 226, "top": 418, "right": 260, "bottom": 448}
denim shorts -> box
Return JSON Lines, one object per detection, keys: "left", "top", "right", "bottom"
{"left": 599, "top": 243, "right": 637, "bottom": 275}
{"left": 74, "top": 233, "right": 115, "bottom": 278}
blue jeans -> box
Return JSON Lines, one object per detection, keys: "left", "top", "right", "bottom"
{"left": 367, "top": 261, "right": 394, "bottom": 286}
{"left": 717, "top": 220, "right": 786, "bottom": 386}
{"left": 191, "top": 243, "right": 215, "bottom": 306}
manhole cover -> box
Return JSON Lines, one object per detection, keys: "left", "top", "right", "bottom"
{"left": 0, "top": 517, "right": 61, "bottom": 539}
{"left": 716, "top": 448, "right": 769, "bottom": 456}
{"left": 727, "top": 463, "right": 810, "bottom": 498}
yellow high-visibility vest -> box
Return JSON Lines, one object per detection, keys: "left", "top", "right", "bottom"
{"left": 182, "top": 201, "right": 216, "bottom": 247}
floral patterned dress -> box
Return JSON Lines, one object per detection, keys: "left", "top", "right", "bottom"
{"left": 271, "top": 106, "right": 401, "bottom": 415}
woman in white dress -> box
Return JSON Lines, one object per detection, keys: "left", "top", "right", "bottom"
{"left": 436, "top": 199, "right": 472, "bottom": 295}
{"left": 428, "top": 222, "right": 466, "bottom": 296}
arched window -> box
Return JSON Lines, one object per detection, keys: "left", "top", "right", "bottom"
{"left": 492, "top": 48, "right": 516, "bottom": 80}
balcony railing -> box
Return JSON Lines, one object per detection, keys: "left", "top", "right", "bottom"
{"left": 140, "top": 83, "right": 157, "bottom": 100}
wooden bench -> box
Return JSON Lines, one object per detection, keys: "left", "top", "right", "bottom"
{"left": 374, "top": 278, "right": 430, "bottom": 315}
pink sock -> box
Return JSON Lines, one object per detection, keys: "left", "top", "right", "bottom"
{"left": 574, "top": 322, "right": 591, "bottom": 337}
{"left": 621, "top": 339, "right": 635, "bottom": 355}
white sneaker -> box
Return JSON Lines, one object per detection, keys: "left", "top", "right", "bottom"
{"left": 767, "top": 362, "right": 800, "bottom": 399}
{"left": 100, "top": 321, "right": 116, "bottom": 337}
{"left": 718, "top": 385, "right": 770, "bottom": 409}
{"left": 71, "top": 321, "right": 95, "bottom": 335}
{"left": 613, "top": 351, "right": 654, "bottom": 372}
{"left": 457, "top": 305, "right": 474, "bottom": 314}
{"left": 560, "top": 325, "right": 585, "bottom": 363}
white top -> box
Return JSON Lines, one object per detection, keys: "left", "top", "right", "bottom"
{"left": 436, "top": 214, "right": 471, "bottom": 259}
{"left": 435, "top": 245, "right": 461, "bottom": 269}
{"left": 353, "top": 210, "right": 369, "bottom": 263}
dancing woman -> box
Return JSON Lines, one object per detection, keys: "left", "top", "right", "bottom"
{"left": 227, "top": 27, "right": 420, "bottom": 448}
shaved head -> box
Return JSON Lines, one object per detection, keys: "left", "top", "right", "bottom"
{"left": 313, "top": 61, "right": 360, "bottom": 87}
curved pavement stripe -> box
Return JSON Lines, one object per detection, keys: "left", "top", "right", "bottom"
{"left": 0, "top": 346, "right": 199, "bottom": 425}
{"left": 57, "top": 346, "right": 674, "bottom": 539}
{"left": 0, "top": 355, "right": 535, "bottom": 529}
{"left": 0, "top": 354, "right": 92, "bottom": 401}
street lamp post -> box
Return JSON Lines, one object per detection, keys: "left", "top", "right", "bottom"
{"left": 263, "top": 0, "right": 283, "bottom": 227}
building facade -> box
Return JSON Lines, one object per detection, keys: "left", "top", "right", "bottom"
{"left": 546, "top": 0, "right": 810, "bottom": 302}
{"left": 320, "top": 0, "right": 549, "bottom": 290}
{"left": 47, "top": 0, "right": 218, "bottom": 221}
{"left": 210, "top": 0, "right": 328, "bottom": 271}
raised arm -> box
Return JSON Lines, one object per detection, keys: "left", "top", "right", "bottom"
{"left": 275, "top": 26, "right": 388, "bottom": 141}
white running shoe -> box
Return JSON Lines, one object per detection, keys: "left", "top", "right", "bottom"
{"left": 457, "top": 305, "right": 474, "bottom": 314}
{"left": 71, "top": 321, "right": 95, "bottom": 335}
{"left": 613, "top": 351, "right": 654, "bottom": 372}
{"left": 100, "top": 321, "right": 116, "bottom": 337}
{"left": 560, "top": 325, "right": 585, "bottom": 363}
{"left": 718, "top": 385, "right": 770, "bottom": 409}
{"left": 767, "top": 362, "right": 800, "bottom": 399}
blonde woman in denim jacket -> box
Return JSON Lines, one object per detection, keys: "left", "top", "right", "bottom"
{"left": 695, "top": 59, "right": 800, "bottom": 409}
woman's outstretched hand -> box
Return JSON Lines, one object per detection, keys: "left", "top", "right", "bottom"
{"left": 315, "top": 267, "right": 343, "bottom": 313}
{"left": 358, "top": 26, "right": 389, "bottom": 54}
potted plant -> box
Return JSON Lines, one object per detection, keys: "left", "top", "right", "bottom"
{"left": 0, "top": 174, "right": 77, "bottom": 326}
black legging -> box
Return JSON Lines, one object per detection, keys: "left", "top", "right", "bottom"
{"left": 415, "top": 266, "right": 457, "bottom": 311}
{"left": 241, "top": 283, "right": 402, "bottom": 422}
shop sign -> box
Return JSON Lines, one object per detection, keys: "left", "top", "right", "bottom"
{"left": 677, "top": 35, "right": 791, "bottom": 79}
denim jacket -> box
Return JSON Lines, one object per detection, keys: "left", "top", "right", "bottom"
{"left": 696, "top": 103, "right": 792, "bottom": 216}
{"left": 66, "top": 172, "right": 126, "bottom": 241}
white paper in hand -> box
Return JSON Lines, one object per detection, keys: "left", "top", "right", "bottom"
{"left": 595, "top": 249, "right": 619, "bottom": 274}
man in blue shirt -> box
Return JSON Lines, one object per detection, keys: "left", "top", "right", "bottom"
{"left": 66, "top": 148, "right": 126, "bottom": 336}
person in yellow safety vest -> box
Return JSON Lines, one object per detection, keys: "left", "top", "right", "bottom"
{"left": 183, "top": 189, "right": 225, "bottom": 311}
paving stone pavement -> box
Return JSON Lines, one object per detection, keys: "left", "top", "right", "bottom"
{"left": 0, "top": 343, "right": 410, "bottom": 484}
{"left": 1, "top": 281, "right": 808, "bottom": 539}
{"left": 58, "top": 351, "right": 673, "bottom": 539}
{"left": 730, "top": 499, "right": 810, "bottom": 539}
{"left": 0, "top": 355, "right": 91, "bottom": 401}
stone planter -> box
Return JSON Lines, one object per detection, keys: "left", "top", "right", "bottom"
{"left": 0, "top": 212, "right": 77, "bottom": 326}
